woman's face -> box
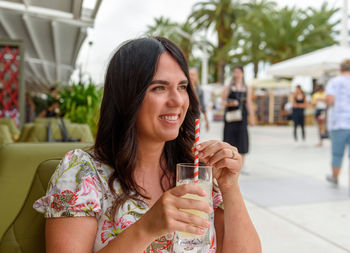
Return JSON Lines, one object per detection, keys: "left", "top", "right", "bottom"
{"left": 136, "top": 52, "right": 190, "bottom": 144}
{"left": 233, "top": 68, "right": 243, "bottom": 81}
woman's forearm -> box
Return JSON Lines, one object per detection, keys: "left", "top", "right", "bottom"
{"left": 220, "top": 184, "right": 261, "bottom": 253}
{"left": 98, "top": 219, "right": 155, "bottom": 253}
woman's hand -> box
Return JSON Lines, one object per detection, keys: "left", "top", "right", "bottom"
{"left": 195, "top": 141, "right": 242, "bottom": 192}
{"left": 248, "top": 115, "right": 255, "bottom": 126}
{"left": 139, "top": 184, "right": 212, "bottom": 239}
{"left": 229, "top": 100, "right": 239, "bottom": 107}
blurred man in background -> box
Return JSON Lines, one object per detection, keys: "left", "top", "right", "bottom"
{"left": 325, "top": 59, "right": 350, "bottom": 185}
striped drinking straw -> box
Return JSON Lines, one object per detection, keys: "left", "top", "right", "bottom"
{"left": 194, "top": 119, "right": 200, "bottom": 183}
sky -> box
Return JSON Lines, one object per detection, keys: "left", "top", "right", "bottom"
{"left": 73, "top": 0, "right": 345, "bottom": 84}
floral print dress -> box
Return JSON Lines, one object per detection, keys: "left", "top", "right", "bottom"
{"left": 34, "top": 149, "right": 224, "bottom": 252}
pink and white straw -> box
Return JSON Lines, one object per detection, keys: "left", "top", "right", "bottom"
{"left": 194, "top": 119, "right": 200, "bottom": 183}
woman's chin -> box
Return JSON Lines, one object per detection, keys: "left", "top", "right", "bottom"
{"left": 161, "top": 131, "right": 180, "bottom": 142}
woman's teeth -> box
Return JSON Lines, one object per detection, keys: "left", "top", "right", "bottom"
{"left": 160, "top": 115, "right": 178, "bottom": 121}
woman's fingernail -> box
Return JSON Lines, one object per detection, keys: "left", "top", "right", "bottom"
{"left": 196, "top": 144, "right": 201, "bottom": 150}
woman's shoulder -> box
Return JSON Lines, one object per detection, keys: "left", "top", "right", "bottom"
{"left": 51, "top": 149, "right": 114, "bottom": 187}
{"left": 33, "top": 149, "right": 114, "bottom": 217}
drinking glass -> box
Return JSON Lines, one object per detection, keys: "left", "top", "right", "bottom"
{"left": 172, "top": 163, "right": 213, "bottom": 252}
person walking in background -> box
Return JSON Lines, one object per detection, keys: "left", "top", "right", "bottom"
{"left": 325, "top": 59, "right": 350, "bottom": 185}
{"left": 311, "top": 85, "right": 327, "bottom": 146}
{"left": 222, "top": 66, "right": 255, "bottom": 174}
{"left": 292, "top": 85, "right": 307, "bottom": 142}
{"left": 189, "top": 68, "right": 210, "bottom": 131}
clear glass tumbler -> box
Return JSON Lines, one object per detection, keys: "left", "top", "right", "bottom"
{"left": 172, "top": 163, "right": 213, "bottom": 253}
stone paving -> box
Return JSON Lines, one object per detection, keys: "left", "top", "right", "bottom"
{"left": 201, "top": 121, "right": 350, "bottom": 253}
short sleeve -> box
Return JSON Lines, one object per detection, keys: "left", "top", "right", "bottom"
{"left": 33, "top": 149, "right": 104, "bottom": 218}
{"left": 311, "top": 94, "right": 316, "bottom": 105}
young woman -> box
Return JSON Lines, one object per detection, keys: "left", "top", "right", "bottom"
{"left": 222, "top": 66, "right": 255, "bottom": 174}
{"left": 292, "top": 85, "right": 308, "bottom": 141}
{"left": 34, "top": 37, "right": 261, "bottom": 253}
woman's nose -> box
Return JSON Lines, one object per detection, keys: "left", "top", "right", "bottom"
{"left": 167, "top": 88, "right": 183, "bottom": 107}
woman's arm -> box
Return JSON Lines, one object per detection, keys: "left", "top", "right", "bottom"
{"left": 45, "top": 216, "right": 156, "bottom": 253}
{"left": 292, "top": 94, "right": 298, "bottom": 108}
{"left": 221, "top": 85, "right": 229, "bottom": 109}
{"left": 246, "top": 87, "right": 255, "bottom": 125}
{"left": 215, "top": 184, "right": 261, "bottom": 253}
{"left": 302, "top": 96, "right": 308, "bottom": 109}
{"left": 45, "top": 184, "right": 211, "bottom": 253}
{"left": 197, "top": 141, "right": 261, "bottom": 253}
{"left": 46, "top": 217, "right": 98, "bottom": 252}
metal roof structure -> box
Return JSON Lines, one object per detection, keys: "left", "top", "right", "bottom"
{"left": 0, "top": 0, "right": 102, "bottom": 92}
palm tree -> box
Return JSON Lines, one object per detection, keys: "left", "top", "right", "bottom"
{"left": 260, "top": 7, "right": 304, "bottom": 64}
{"left": 300, "top": 2, "right": 339, "bottom": 54}
{"left": 146, "top": 16, "right": 178, "bottom": 38}
{"left": 239, "top": 0, "right": 277, "bottom": 77}
{"left": 262, "top": 4, "right": 339, "bottom": 64}
{"left": 188, "top": 0, "right": 244, "bottom": 84}
{"left": 146, "top": 17, "right": 195, "bottom": 61}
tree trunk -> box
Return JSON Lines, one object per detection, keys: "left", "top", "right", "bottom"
{"left": 218, "top": 59, "right": 226, "bottom": 85}
{"left": 216, "top": 40, "right": 226, "bottom": 85}
{"left": 254, "top": 61, "right": 259, "bottom": 78}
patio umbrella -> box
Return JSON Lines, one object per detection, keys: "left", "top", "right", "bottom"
{"left": 267, "top": 45, "right": 350, "bottom": 78}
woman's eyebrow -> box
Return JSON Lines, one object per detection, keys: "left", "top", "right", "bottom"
{"left": 150, "top": 80, "right": 189, "bottom": 85}
{"left": 179, "top": 80, "right": 189, "bottom": 84}
{"left": 150, "top": 80, "right": 169, "bottom": 85}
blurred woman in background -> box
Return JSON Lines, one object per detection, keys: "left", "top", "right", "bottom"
{"left": 292, "top": 85, "right": 308, "bottom": 142}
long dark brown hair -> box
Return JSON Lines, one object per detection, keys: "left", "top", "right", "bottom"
{"left": 92, "top": 37, "right": 200, "bottom": 211}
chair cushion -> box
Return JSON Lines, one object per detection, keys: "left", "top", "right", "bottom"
{"left": 16, "top": 123, "right": 34, "bottom": 142}
{"left": 69, "top": 124, "right": 94, "bottom": 142}
{"left": 0, "top": 125, "right": 13, "bottom": 146}
{"left": 0, "top": 142, "right": 91, "bottom": 240}
{"left": 25, "top": 124, "right": 48, "bottom": 142}
{"left": 34, "top": 118, "right": 71, "bottom": 126}
{"left": 0, "top": 160, "right": 59, "bottom": 253}
{"left": 0, "top": 118, "right": 20, "bottom": 140}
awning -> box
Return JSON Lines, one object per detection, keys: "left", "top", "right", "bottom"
{"left": 267, "top": 45, "right": 350, "bottom": 79}
{"left": 0, "top": 0, "right": 102, "bottom": 92}
{"left": 247, "top": 78, "right": 291, "bottom": 89}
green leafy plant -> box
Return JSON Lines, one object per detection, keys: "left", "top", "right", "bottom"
{"left": 59, "top": 82, "right": 103, "bottom": 137}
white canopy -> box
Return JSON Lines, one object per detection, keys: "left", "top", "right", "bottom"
{"left": 247, "top": 78, "right": 291, "bottom": 89}
{"left": 267, "top": 45, "right": 350, "bottom": 79}
{"left": 0, "top": 0, "right": 102, "bottom": 91}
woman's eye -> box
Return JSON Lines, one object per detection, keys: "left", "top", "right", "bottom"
{"left": 152, "top": 86, "right": 165, "bottom": 91}
{"left": 178, "top": 84, "right": 188, "bottom": 90}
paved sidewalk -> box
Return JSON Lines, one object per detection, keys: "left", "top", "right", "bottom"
{"left": 201, "top": 122, "right": 350, "bottom": 253}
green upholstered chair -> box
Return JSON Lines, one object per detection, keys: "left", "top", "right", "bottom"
{"left": 16, "top": 123, "right": 34, "bottom": 142}
{"left": 0, "top": 118, "right": 20, "bottom": 141}
{"left": 34, "top": 118, "right": 71, "bottom": 126}
{"left": 70, "top": 123, "right": 94, "bottom": 142}
{"left": 0, "top": 142, "right": 92, "bottom": 253}
{"left": 0, "top": 125, "right": 13, "bottom": 146}
{"left": 0, "top": 159, "right": 59, "bottom": 253}
{"left": 17, "top": 119, "right": 94, "bottom": 143}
